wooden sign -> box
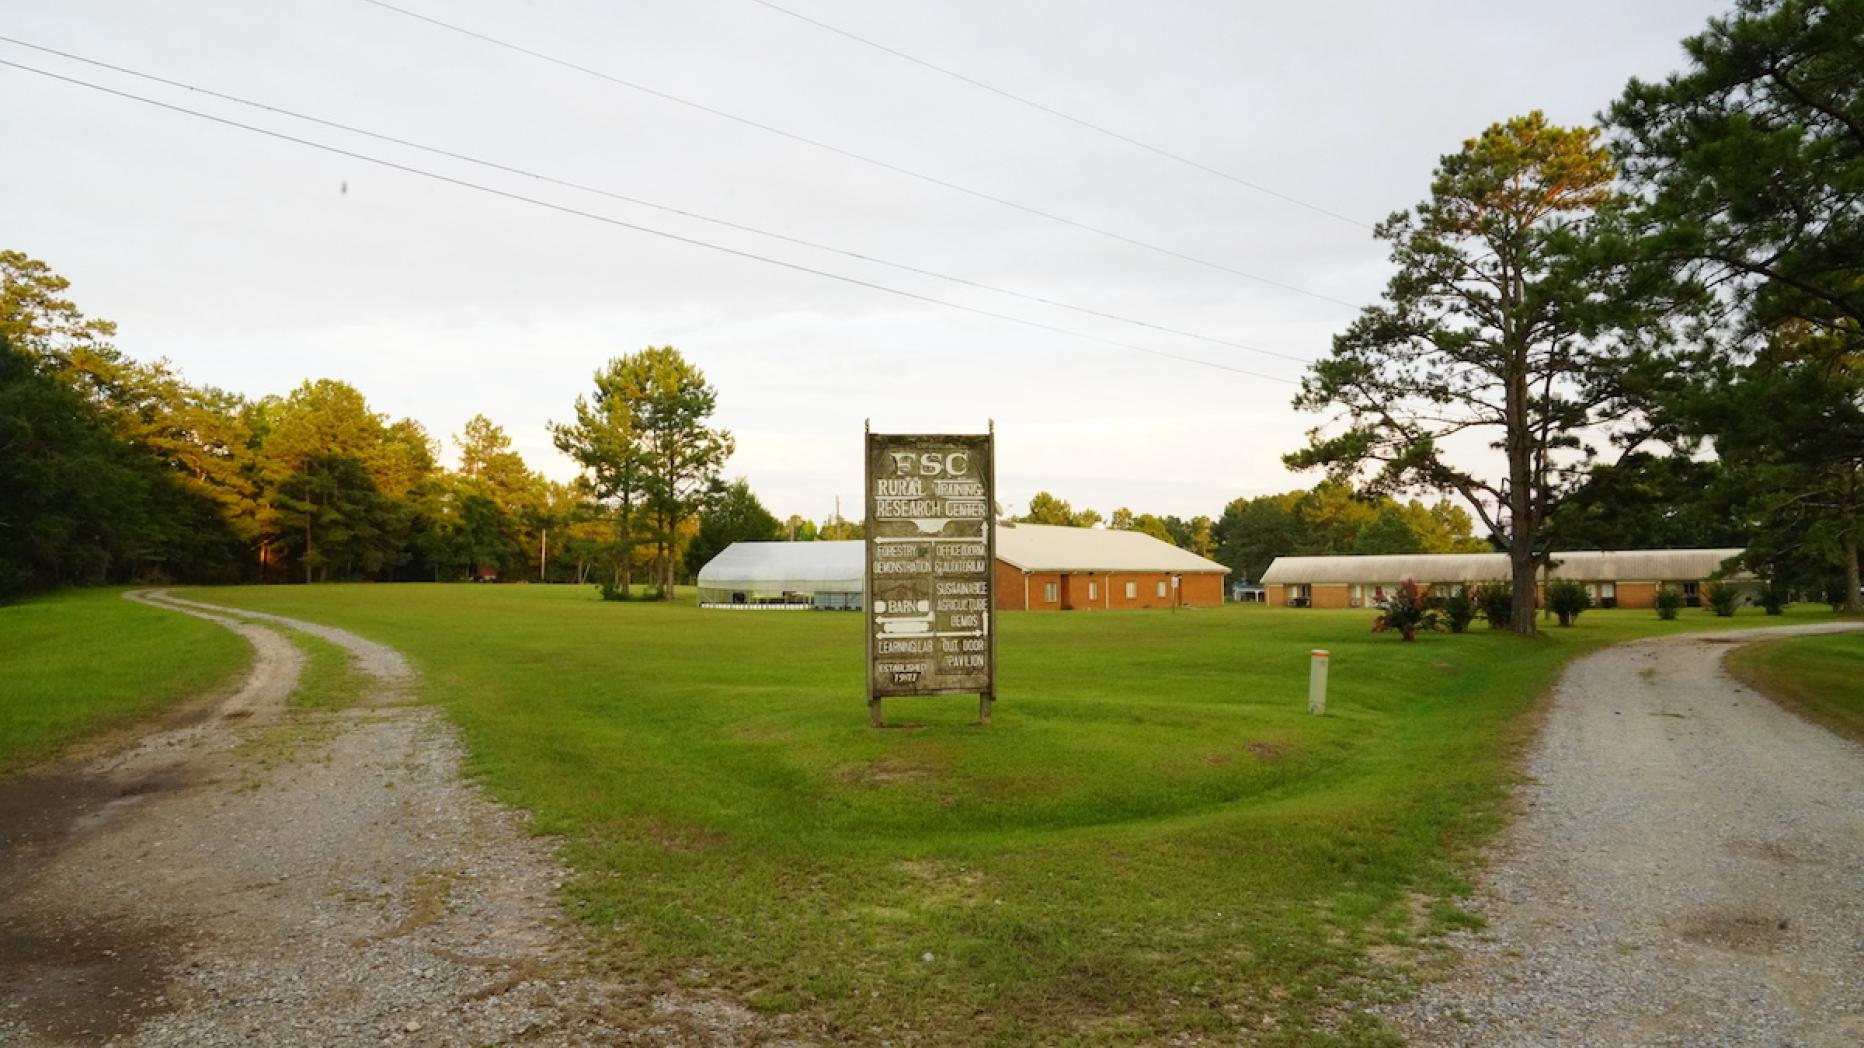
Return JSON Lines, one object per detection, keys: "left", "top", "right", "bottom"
{"left": 864, "top": 425, "right": 996, "bottom": 725}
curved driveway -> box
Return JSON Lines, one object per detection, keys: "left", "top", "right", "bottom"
{"left": 0, "top": 591, "right": 650, "bottom": 1046}
{"left": 1390, "top": 622, "right": 1864, "bottom": 1046}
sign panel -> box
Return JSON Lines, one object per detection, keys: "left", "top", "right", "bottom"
{"left": 864, "top": 429, "right": 996, "bottom": 719}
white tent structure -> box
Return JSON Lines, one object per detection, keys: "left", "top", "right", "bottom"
{"left": 696, "top": 541, "right": 864, "bottom": 609}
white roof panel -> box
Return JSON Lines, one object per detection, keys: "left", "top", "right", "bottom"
{"left": 994, "top": 523, "right": 1229, "bottom": 574}
{"left": 1259, "top": 549, "right": 1751, "bottom": 584}
{"left": 697, "top": 540, "right": 864, "bottom": 590}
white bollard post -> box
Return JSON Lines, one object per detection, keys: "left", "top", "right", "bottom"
{"left": 1308, "top": 649, "right": 1329, "bottom": 715}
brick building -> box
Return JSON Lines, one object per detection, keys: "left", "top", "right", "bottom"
{"left": 993, "top": 523, "right": 1229, "bottom": 611}
{"left": 1259, "top": 549, "right": 1752, "bottom": 610}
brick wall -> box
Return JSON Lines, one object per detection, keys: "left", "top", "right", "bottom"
{"left": 1179, "top": 573, "right": 1224, "bottom": 607}
{"left": 1615, "top": 582, "right": 1657, "bottom": 609}
{"left": 994, "top": 559, "right": 1027, "bottom": 610}
{"left": 1021, "top": 571, "right": 1064, "bottom": 610}
{"left": 1311, "top": 583, "right": 1351, "bottom": 609}
{"left": 993, "top": 563, "right": 1226, "bottom": 610}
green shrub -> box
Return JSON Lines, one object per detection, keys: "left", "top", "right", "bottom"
{"left": 1473, "top": 582, "right": 1513, "bottom": 629}
{"left": 1545, "top": 579, "right": 1590, "bottom": 627}
{"left": 1704, "top": 580, "right": 1740, "bottom": 617}
{"left": 1655, "top": 586, "right": 1683, "bottom": 620}
{"left": 1440, "top": 590, "right": 1476, "bottom": 634}
{"left": 1824, "top": 576, "right": 1851, "bottom": 611}
{"left": 1760, "top": 582, "right": 1786, "bottom": 616}
{"left": 597, "top": 580, "right": 660, "bottom": 602}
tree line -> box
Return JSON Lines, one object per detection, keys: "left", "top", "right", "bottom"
{"left": 0, "top": 250, "right": 748, "bottom": 600}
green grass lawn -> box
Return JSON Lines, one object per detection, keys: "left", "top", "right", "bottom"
{"left": 170, "top": 585, "right": 1843, "bottom": 1044}
{"left": 1726, "top": 629, "right": 1864, "bottom": 744}
{"left": 281, "top": 627, "right": 370, "bottom": 710}
{"left": 0, "top": 588, "right": 251, "bottom": 773}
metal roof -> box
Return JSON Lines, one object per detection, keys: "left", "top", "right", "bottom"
{"left": 697, "top": 540, "right": 864, "bottom": 591}
{"left": 1549, "top": 549, "right": 1751, "bottom": 582}
{"left": 1259, "top": 548, "right": 1751, "bottom": 584}
{"left": 994, "top": 523, "right": 1230, "bottom": 574}
{"left": 1261, "top": 553, "right": 1508, "bottom": 584}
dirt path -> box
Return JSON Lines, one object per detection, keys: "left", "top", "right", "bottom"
{"left": 0, "top": 591, "right": 765, "bottom": 1046}
{"left": 1385, "top": 622, "right": 1864, "bottom": 1047}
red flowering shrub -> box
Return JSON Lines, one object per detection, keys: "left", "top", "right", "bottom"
{"left": 1372, "top": 578, "right": 1441, "bottom": 641}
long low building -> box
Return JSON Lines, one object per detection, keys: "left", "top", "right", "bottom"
{"left": 1259, "top": 549, "right": 1752, "bottom": 610}
{"left": 697, "top": 523, "right": 1230, "bottom": 611}
{"left": 994, "top": 523, "right": 1228, "bottom": 610}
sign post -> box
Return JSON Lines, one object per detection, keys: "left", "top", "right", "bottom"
{"left": 864, "top": 423, "right": 997, "bottom": 726}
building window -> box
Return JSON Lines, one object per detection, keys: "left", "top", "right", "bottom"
{"left": 1156, "top": 580, "right": 1167, "bottom": 598}
{"left": 1044, "top": 582, "right": 1058, "bottom": 603}
{"left": 1088, "top": 581, "right": 1098, "bottom": 601}
{"left": 1125, "top": 580, "right": 1136, "bottom": 599}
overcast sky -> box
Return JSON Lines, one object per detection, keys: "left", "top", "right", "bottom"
{"left": 5, "top": 0, "right": 1725, "bottom": 522}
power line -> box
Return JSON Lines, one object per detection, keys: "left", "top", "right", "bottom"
{"left": 354, "top": 0, "right": 1359, "bottom": 311}
{"left": 0, "top": 36, "right": 1316, "bottom": 368}
{"left": 742, "top": 0, "right": 1372, "bottom": 232}
{"left": 0, "top": 56, "right": 1303, "bottom": 385}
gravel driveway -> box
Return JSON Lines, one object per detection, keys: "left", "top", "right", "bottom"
{"left": 1384, "top": 621, "right": 1864, "bottom": 1047}
{"left": 0, "top": 591, "right": 774, "bottom": 1046}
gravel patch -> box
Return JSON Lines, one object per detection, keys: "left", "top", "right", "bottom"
{"left": 1380, "top": 622, "right": 1864, "bottom": 1047}
{"left": 0, "top": 591, "right": 784, "bottom": 1046}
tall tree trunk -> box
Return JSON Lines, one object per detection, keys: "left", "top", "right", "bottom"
{"left": 657, "top": 511, "right": 675, "bottom": 600}
{"left": 1844, "top": 540, "right": 1860, "bottom": 614}
{"left": 656, "top": 533, "right": 671, "bottom": 600}
{"left": 1505, "top": 369, "right": 1538, "bottom": 636}
{"left": 617, "top": 498, "right": 633, "bottom": 597}
{"left": 1843, "top": 477, "right": 1861, "bottom": 613}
